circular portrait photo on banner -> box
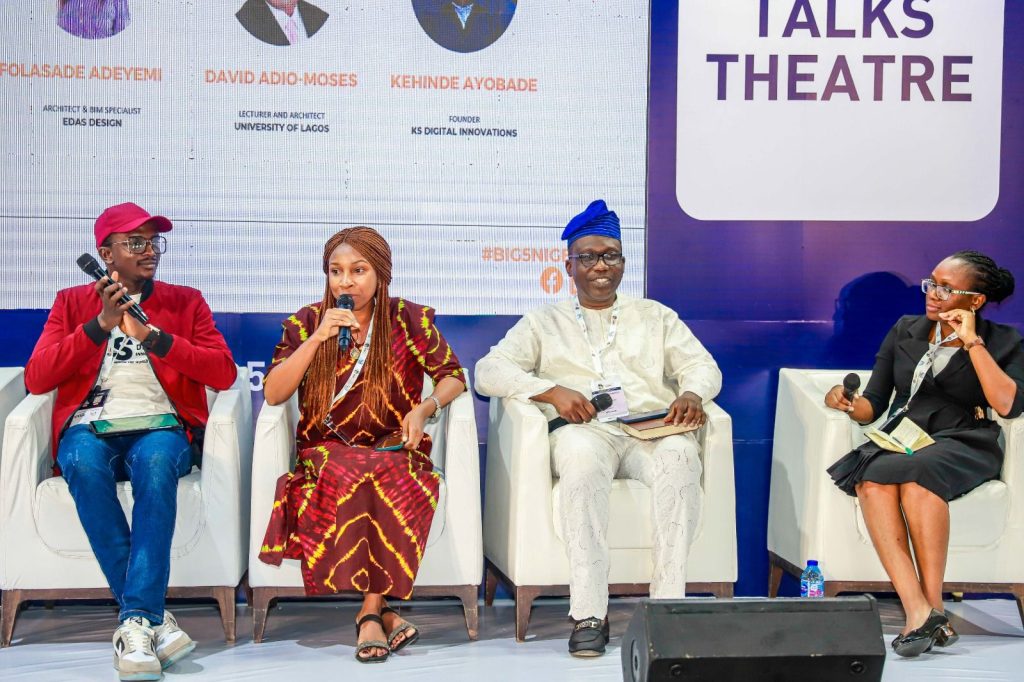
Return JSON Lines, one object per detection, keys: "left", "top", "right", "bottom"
{"left": 236, "top": 0, "right": 330, "bottom": 46}
{"left": 56, "top": 0, "right": 131, "bottom": 40}
{"left": 412, "top": 0, "right": 517, "bottom": 54}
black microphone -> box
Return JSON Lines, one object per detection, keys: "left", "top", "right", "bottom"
{"left": 77, "top": 253, "right": 149, "bottom": 325}
{"left": 842, "top": 373, "right": 861, "bottom": 402}
{"left": 548, "top": 392, "right": 615, "bottom": 433}
{"left": 336, "top": 294, "right": 354, "bottom": 353}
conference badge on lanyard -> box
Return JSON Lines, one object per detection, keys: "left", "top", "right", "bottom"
{"left": 573, "top": 297, "right": 629, "bottom": 422}
{"left": 591, "top": 378, "right": 628, "bottom": 423}
{"left": 323, "top": 312, "right": 375, "bottom": 434}
{"left": 68, "top": 386, "right": 110, "bottom": 427}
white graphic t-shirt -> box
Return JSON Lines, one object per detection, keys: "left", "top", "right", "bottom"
{"left": 96, "top": 296, "right": 175, "bottom": 419}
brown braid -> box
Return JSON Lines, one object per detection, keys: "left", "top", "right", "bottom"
{"left": 304, "top": 227, "right": 394, "bottom": 424}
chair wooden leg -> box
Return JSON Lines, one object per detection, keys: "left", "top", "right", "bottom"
{"left": 768, "top": 557, "right": 784, "bottom": 598}
{"left": 453, "top": 585, "right": 479, "bottom": 640}
{"left": 484, "top": 565, "right": 499, "bottom": 606}
{"left": 713, "top": 582, "right": 735, "bottom": 599}
{"left": 212, "top": 586, "right": 236, "bottom": 643}
{"left": 514, "top": 586, "right": 539, "bottom": 643}
{"left": 252, "top": 587, "right": 275, "bottom": 644}
{"left": 240, "top": 572, "right": 253, "bottom": 608}
{"left": 1013, "top": 584, "right": 1024, "bottom": 630}
{"left": 2, "top": 590, "right": 24, "bottom": 647}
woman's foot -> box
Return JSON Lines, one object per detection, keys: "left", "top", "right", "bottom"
{"left": 899, "top": 604, "right": 937, "bottom": 637}
{"left": 354, "top": 613, "right": 389, "bottom": 663}
{"left": 381, "top": 605, "right": 420, "bottom": 652}
{"left": 891, "top": 609, "right": 951, "bottom": 658}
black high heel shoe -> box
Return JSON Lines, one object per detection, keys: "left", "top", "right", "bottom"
{"left": 891, "top": 609, "right": 953, "bottom": 658}
{"left": 933, "top": 621, "right": 959, "bottom": 648}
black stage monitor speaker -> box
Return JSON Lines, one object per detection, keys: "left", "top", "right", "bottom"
{"left": 622, "top": 596, "right": 885, "bottom": 682}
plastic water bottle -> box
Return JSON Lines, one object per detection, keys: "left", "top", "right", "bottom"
{"left": 800, "top": 560, "right": 825, "bottom": 598}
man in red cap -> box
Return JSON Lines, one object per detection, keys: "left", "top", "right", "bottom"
{"left": 25, "top": 203, "right": 236, "bottom": 681}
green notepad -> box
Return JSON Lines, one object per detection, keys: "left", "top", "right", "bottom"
{"left": 90, "top": 413, "right": 180, "bottom": 438}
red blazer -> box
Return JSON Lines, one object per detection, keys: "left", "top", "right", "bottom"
{"left": 25, "top": 280, "right": 237, "bottom": 460}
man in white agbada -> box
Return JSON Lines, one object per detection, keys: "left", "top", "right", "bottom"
{"left": 475, "top": 200, "right": 722, "bottom": 657}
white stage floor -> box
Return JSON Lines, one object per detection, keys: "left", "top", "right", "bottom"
{"left": 1, "top": 598, "right": 1022, "bottom": 680}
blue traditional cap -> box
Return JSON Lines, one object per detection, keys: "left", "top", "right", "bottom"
{"left": 561, "top": 199, "right": 621, "bottom": 245}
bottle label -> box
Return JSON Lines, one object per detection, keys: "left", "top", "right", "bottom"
{"left": 800, "top": 576, "right": 824, "bottom": 598}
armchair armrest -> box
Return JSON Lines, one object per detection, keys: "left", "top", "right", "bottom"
{"left": 0, "top": 392, "right": 56, "bottom": 569}
{"left": 698, "top": 401, "right": 736, "bottom": 555}
{"left": 426, "top": 384, "right": 482, "bottom": 572}
{"left": 994, "top": 412, "right": 1024, "bottom": 531}
{"left": 437, "top": 385, "right": 480, "bottom": 506}
{"left": 768, "top": 369, "right": 864, "bottom": 560}
{"left": 249, "top": 398, "right": 297, "bottom": 558}
{"left": 483, "top": 396, "right": 553, "bottom": 573}
{"left": 199, "top": 387, "right": 250, "bottom": 547}
{"left": 0, "top": 368, "right": 25, "bottom": 446}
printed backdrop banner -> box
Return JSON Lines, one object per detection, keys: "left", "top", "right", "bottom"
{"left": 0, "top": 1, "right": 648, "bottom": 314}
{"left": 4, "top": 1, "right": 1022, "bottom": 599}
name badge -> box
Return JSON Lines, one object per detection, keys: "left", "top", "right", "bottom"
{"left": 68, "top": 387, "right": 109, "bottom": 427}
{"left": 591, "top": 378, "right": 628, "bottom": 423}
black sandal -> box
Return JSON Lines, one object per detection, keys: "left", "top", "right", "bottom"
{"left": 354, "top": 613, "right": 390, "bottom": 663}
{"left": 568, "top": 616, "right": 609, "bottom": 657}
{"left": 381, "top": 605, "right": 420, "bottom": 652}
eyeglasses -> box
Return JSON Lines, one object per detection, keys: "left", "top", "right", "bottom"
{"left": 108, "top": 235, "right": 167, "bottom": 254}
{"left": 567, "top": 252, "right": 624, "bottom": 267}
{"left": 921, "top": 279, "right": 980, "bottom": 301}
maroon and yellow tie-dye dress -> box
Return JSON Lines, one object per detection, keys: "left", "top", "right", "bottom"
{"left": 258, "top": 298, "right": 465, "bottom": 597}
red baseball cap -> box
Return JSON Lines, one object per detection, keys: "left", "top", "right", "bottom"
{"left": 94, "top": 202, "right": 173, "bottom": 248}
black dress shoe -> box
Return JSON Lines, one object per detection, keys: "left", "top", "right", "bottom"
{"left": 568, "top": 617, "right": 609, "bottom": 657}
{"left": 892, "top": 609, "right": 952, "bottom": 658}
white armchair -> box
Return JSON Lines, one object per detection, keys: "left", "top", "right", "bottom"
{"left": 248, "top": 377, "right": 482, "bottom": 642}
{"left": 768, "top": 368, "right": 1024, "bottom": 625}
{"left": 482, "top": 397, "right": 737, "bottom": 641}
{"left": 0, "top": 367, "right": 253, "bottom": 645}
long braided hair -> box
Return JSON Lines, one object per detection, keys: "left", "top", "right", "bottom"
{"left": 948, "top": 250, "right": 1016, "bottom": 313}
{"left": 304, "top": 227, "right": 394, "bottom": 424}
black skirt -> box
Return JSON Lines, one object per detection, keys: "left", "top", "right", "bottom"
{"left": 827, "top": 422, "right": 1004, "bottom": 502}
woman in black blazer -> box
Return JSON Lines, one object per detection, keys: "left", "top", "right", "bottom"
{"left": 825, "top": 251, "right": 1023, "bottom": 657}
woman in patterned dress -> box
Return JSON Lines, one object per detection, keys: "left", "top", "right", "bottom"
{"left": 259, "top": 227, "right": 466, "bottom": 662}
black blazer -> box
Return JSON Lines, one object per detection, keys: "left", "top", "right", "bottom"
{"left": 863, "top": 314, "right": 1024, "bottom": 436}
{"left": 236, "top": 0, "right": 329, "bottom": 46}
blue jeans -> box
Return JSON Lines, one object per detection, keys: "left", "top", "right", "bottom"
{"left": 56, "top": 423, "right": 192, "bottom": 624}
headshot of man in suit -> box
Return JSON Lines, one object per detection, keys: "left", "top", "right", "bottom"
{"left": 412, "top": 0, "right": 517, "bottom": 54}
{"left": 57, "top": 0, "right": 131, "bottom": 40}
{"left": 236, "top": 0, "right": 329, "bottom": 46}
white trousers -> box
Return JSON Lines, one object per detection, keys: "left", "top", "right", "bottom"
{"left": 549, "top": 425, "right": 703, "bottom": 620}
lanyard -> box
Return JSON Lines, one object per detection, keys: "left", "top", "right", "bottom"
{"left": 908, "top": 321, "right": 958, "bottom": 400}
{"left": 885, "top": 321, "right": 958, "bottom": 428}
{"left": 329, "top": 312, "right": 375, "bottom": 408}
{"left": 572, "top": 296, "right": 620, "bottom": 379}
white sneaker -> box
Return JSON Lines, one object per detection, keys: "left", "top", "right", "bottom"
{"left": 112, "top": 617, "right": 162, "bottom": 681}
{"left": 153, "top": 610, "right": 196, "bottom": 669}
